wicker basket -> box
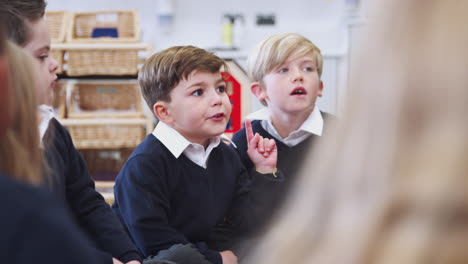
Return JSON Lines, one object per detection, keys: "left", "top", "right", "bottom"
{"left": 65, "top": 122, "right": 146, "bottom": 149}
{"left": 50, "top": 49, "right": 65, "bottom": 74}
{"left": 45, "top": 11, "right": 70, "bottom": 74}
{"left": 66, "top": 46, "right": 141, "bottom": 76}
{"left": 67, "top": 10, "right": 139, "bottom": 43}
{"left": 52, "top": 81, "right": 67, "bottom": 118}
{"left": 45, "top": 11, "right": 70, "bottom": 43}
{"left": 68, "top": 80, "right": 143, "bottom": 118}
{"left": 80, "top": 148, "right": 133, "bottom": 181}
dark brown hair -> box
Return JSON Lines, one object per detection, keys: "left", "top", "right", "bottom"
{"left": 138, "top": 45, "right": 228, "bottom": 110}
{"left": 0, "top": 0, "right": 47, "bottom": 46}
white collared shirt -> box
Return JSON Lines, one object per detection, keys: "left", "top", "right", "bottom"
{"left": 245, "top": 106, "right": 323, "bottom": 147}
{"left": 38, "top": 104, "right": 55, "bottom": 145}
{"left": 152, "top": 122, "right": 235, "bottom": 169}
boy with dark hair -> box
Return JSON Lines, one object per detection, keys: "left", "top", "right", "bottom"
{"left": 0, "top": 1, "right": 142, "bottom": 263}
{"left": 112, "top": 45, "right": 277, "bottom": 264}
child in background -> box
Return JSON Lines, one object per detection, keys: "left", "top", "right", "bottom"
{"left": 0, "top": 32, "right": 108, "bottom": 264}
{"left": 248, "top": 1, "right": 468, "bottom": 263}
{"left": 0, "top": 1, "right": 141, "bottom": 263}
{"left": 231, "top": 33, "right": 333, "bottom": 244}
{"left": 112, "top": 45, "right": 277, "bottom": 264}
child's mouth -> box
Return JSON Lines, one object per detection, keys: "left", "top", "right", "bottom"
{"left": 209, "top": 113, "right": 225, "bottom": 120}
{"left": 291, "top": 87, "right": 307, "bottom": 95}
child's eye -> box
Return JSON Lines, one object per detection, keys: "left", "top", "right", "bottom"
{"left": 216, "top": 85, "right": 226, "bottom": 93}
{"left": 304, "top": 66, "right": 315, "bottom": 72}
{"left": 192, "top": 89, "right": 203, "bottom": 96}
{"left": 278, "top": 68, "right": 288, "bottom": 73}
{"left": 37, "top": 55, "right": 49, "bottom": 62}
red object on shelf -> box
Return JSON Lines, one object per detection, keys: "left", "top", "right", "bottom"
{"left": 222, "top": 71, "right": 241, "bottom": 133}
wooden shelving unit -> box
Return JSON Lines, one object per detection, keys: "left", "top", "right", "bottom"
{"left": 47, "top": 10, "right": 154, "bottom": 203}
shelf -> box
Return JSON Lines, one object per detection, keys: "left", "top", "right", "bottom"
{"left": 60, "top": 117, "right": 154, "bottom": 150}
{"left": 52, "top": 42, "right": 151, "bottom": 50}
{"left": 58, "top": 117, "right": 149, "bottom": 126}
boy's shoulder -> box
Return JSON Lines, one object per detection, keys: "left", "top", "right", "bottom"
{"left": 116, "top": 134, "right": 175, "bottom": 184}
{"left": 128, "top": 134, "right": 170, "bottom": 161}
{"left": 216, "top": 140, "right": 241, "bottom": 157}
{"left": 43, "top": 118, "right": 76, "bottom": 153}
{"left": 208, "top": 141, "right": 245, "bottom": 172}
{"left": 45, "top": 118, "right": 69, "bottom": 140}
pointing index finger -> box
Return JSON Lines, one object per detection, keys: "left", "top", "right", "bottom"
{"left": 245, "top": 119, "right": 254, "bottom": 143}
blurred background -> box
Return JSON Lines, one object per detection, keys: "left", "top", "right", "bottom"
{"left": 46, "top": 0, "right": 366, "bottom": 187}
{"left": 48, "top": 0, "right": 367, "bottom": 115}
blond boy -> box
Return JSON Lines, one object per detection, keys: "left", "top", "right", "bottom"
{"left": 231, "top": 33, "right": 333, "bottom": 242}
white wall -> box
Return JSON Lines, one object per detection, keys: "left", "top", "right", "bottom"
{"left": 47, "top": 0, "right": 359, "bottom": 114}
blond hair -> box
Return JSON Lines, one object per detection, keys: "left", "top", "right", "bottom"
{"left": 139, "top": 46, "right": 227, "bottom": 111}
{"left": 247, "top": 1, "right": 468, "bottom": 264}
{"left": 246, "top": 33, "right": 322, "bottom": 106}
{"left": 0, "top": 41, "right": 42, "bottom": 185}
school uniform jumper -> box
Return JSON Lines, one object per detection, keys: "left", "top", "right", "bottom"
{"left": 42, "top": 118, "right": 142, "bottom": 263}
{"left": 231, "top": 111, "right": 333, "bottom": 235}
{"left": 112, "top": 133, "right": 251, "bottom": 264}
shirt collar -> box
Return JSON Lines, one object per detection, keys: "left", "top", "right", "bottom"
{"left": 38, "top": 104, "right": 55, "bottom": 143}
{"left": 300, "top": 106, "right": 324, "bottom": 136}
{"left": 245, "top": 106, "right": 324, "bottom": 137}
{"left": 152, "top": 121, "right": 236, "bottom": 159}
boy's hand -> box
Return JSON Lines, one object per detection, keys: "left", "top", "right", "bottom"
{"left": 245, "top": 119, "right": 277, "bottom": 173}
{"left": 220, "top": 250, "right": 238, "bottom": 264}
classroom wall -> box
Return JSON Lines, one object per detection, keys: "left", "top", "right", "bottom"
{"left": 47, "top": 0, "right": 362, "bottom": 114}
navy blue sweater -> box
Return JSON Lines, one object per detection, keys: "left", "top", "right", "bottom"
{"left": 231, "top": 113, "right": 333, "bottom": 236}
{"left": 43, "top": 118, "right": 141, "bottom": 263}
{"left": 0, "top": 173, "right": 110, "bottom": 264}
{"left": 112, "top": 135, "right": 251, "bottom": 264}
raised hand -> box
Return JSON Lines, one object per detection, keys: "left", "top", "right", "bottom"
{"left": 245, "top": 119, "right": 277, "bottom": 173}
{"left": 220, "top": 250, "right": 238, "bottom": 264}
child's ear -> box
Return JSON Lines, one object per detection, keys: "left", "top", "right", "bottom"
{"left": 318, "top": 80, "right": 324, "bottom": 97}
{"left": 251, "top": 82, "right": 267, "bottom": 101}
{"left": 153, "top": 101, "right": 174, "bottom": 125}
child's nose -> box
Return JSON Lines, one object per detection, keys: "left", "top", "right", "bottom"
{"left": 49, "top": 57, "right": 59, "bottom": 73}
{"left": 291, "top": 68, "right": 304, "bottom": 82}
{"left": 210, "top": 90, "right": 223, "bottom": 106}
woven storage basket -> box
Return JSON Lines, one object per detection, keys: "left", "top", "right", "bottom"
{"left": 67, "top": 10, "right": 139, "bottom": 43}
{"left": 45, "top": 11, "right": 70, "bottom": 43}
{"left": 45, "top": 11, "right": 70, "bottom": 74}
{"left": 52, "top": 81, "right": 67, "bottom": 118}
{"left": 80, "top": 148, "right": 133, "bottom": 181}
{"left": 66, "top": 47, "right": 140, "bottom": 76}
{"left": 50, "top": 49, "right": 65, "bottom": 74}
{"left": 66, "top": 122, "right": 145, "bottom": 149}
{"left": 68, "top": 80, "right": 143, "bottom": 118}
